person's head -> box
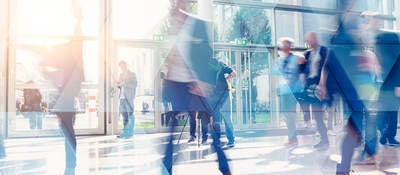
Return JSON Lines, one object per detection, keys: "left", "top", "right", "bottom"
{"left": 119, "top": 60, "right": 128, "bottom": 71}
{"left": 305, "top": 32, "right": 320, "bottom": 49}
{"left": 360, "top": 11, "right": 384, "bottom": 30}
{"left": 278, "top": 37, "right": 294, "bottom": 55}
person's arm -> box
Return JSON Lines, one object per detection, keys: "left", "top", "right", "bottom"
{"left": 220, "top": 61, "right": 236, "bottom": 79}
{"left": 317, "top": 49, "right": 330, "bottom": 100}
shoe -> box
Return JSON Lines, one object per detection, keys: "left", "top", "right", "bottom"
{"left": 284, "top": 140, "right": 298, "bottom": 147}
{"left": 313, "top": 141, "right": 329, "bottom": 150}
{"left": 336, "top": 163, "right": 353, "bottom": 175}
{"left": 353, "top": 155, "right": 376, "bottom": 165}
{"left": 201, "top": 139, "right": 207, "bottom": 145}
{"left": 379, "top": 136, "right": 387, "bottom": 145}
{"left": 226, "top": 142, "right": 235, "bottom": 148}
{"left": 387, "top": 138, "right": 400, "bottom": 146}
{"left": 188, "top": 136, "right": 195, "bottom": 143}
{"left": 118, "top": 134, "right": 133, "bottom": 139}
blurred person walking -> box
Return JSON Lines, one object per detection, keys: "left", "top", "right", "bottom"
{"left": 274, "top": 37, "right": 304, "bottom": 147}
{"left": 298, "top": 32, "right": 332, "bottom": 150}
{"left": 161, "top": 0, "right": 231, "bottom": 174}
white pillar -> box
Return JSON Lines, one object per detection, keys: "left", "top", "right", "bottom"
{"left": 198, "top": 0, "right": 213, "bottom": 21}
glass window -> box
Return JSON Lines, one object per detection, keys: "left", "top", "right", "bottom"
{"left": 214, "top": 5, "right": 273, "bottom": 45}
{"left": 112, "top": 0, "right": 170, "bottom": 40}
{"left": 301, "top": 0, "right": 337, "bottom": 9}
{"left": 275, "top": 10, "right": 337, "bottom": 47}
{"left": 10, "top": 0, "right": 105, "bottom": 135}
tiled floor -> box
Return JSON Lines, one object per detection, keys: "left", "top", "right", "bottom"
{"left": 0, "top": 129, "right": 399, "bottom": 175}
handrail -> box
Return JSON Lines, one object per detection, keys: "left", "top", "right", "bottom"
{"left": 113, "top": 39, "right": 307, "bottom": 51}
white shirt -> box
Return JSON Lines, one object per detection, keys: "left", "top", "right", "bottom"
{"left": 164, "top": 13, "right": 197, "bottom": 83}
{"left": 308, "top": 46, "right": 321, "bottom": 78}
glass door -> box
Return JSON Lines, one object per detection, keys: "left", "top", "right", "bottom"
{"left": 7, "top": 0, "right": 105, "bottom": 137}
{"left": 111, "top": 41, "right": 163, "bottom": 134}
{"left": 214, "top": 45, "right": 276, "bottom": 130}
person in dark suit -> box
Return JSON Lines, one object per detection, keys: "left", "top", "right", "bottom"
{"left": 117, "top": 60, "right": 137, "bottom": 138}
{"left": 299, "top": 32, "right": 330, "bottom": 150}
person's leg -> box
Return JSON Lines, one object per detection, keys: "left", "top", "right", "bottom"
{"left": 37, "top": 112, "right": 43, "bottom": 130}
{"left": 124, "top": 101, "right": 135, "bottom": 137}
{"left": 58, "top": 112, "right": 77, "bottom": 169}
{"left": 210, "top": 109, "right": 231, "bottom": 174}
{"left": 364, "top": 110, "right": 377, "bottom": 156}
{"left": 163, "top": 111, "right": 178, "bottom": 175}
{"left": 200, "top": 112, "right": 209, "bottom": 142}
{"left": 312, "top": 103, "right": 329, "bottom": 148}
{"left": 223, "top": 113, "right": 235, "bottom": 145}
{"left": 33, "top": 112, "right": 39, "bottom": 129}
{"left": 337, "top": 111, "right": 363, "bottom": 173}
{"left": 188, "top": 111, "right": 196, "bottom": 142}
{"left": 27, "top": 112, "right": 35, "bottom": 130}
{"left": 386, "top": 111, "right": 399, "bottom": 144}
{"left": 300, "top": 101, "right": 311, "bottom": 126}
{"left": 120, "top": 99, "right": 129, "bottom": 127}
{"left": 220, "top": 92, "right": 235, "bottom": 145}
{"left": 377, "top": 111, "right": 388, "bottom": 144}
{"left": 327, "top": 105, "right": 334, "bottom": 131}
{"left": 119, "top": 99, "right": 130, "bottom": 137}
{"left": 281, "top": 94, "right": 298, "bottom": 143}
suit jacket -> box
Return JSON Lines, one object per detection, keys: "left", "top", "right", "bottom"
{"left": 302, "top": 46, "right": 329, "bottom": 85}
{"left": 119, "top": 70, "right": 137, "bottom": 108}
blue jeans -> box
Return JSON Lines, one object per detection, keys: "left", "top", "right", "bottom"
{"left": 120, "top": 98, "right": 135, "bottom": 135}
{"left": 25, "top": 112, "right": 43, "bottom": 130}
{"left": 216, "top": 91, "right": 235, "bottom": 144}
{"left": 279, "top": 94, "right": 298, "bottom": 142}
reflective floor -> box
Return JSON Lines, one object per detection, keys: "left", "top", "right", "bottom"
{"left": 1, "top": 128, "right": 400, "bottom": 175}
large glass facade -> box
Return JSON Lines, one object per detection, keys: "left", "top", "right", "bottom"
{"left": 0, "top": 0, "right": 400, "bottom": 175}
{"left": 0, "top": 0, "right": 396, "bottom": 136}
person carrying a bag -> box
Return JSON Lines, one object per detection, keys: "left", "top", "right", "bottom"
{"left": 298, "top": 32, "right": 331, "bottom": 150}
